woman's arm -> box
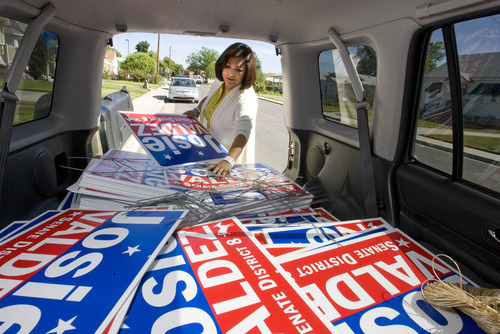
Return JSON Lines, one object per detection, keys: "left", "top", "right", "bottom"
{"left": 209, "top": 133, "right": 247, "bottom": 176}
{"left": 183, "top": 96, "right": 207, "bottom": 118}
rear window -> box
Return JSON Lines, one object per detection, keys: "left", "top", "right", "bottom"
{"left": 0, "top": 16, "right": 58, "bottom": 125}
{"left": 171, "top": 79, "right": 196, "bottom": 87}
{"left": 318, "top": 45, "right": 376, "bottom": 127}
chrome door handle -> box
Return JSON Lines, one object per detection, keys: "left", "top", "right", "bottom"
{"left": 488, "top": 228, "right": 500, "bottom": 244}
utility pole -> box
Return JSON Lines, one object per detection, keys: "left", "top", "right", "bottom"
{"left": 156, "top": 33, "right": 160, "bottom": 76}
{"left": 168, "top": 46, "right": 172, "bottom": 80}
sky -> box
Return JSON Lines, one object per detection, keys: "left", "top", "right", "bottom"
{"left": 111, "top": 33, "right": 282, "bottom": 74}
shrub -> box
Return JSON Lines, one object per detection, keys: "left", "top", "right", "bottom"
{"left": 128, "top": 69, "right": 148, "bottom": 82}
{"left": 102, "top": 69, "right": 111, "bottom": 79}
{"left": 117, "top": 69, "right": 128, "bottom": 80}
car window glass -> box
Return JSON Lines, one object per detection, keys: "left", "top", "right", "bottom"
{"left": 319, "top": 45, "right": 376, "bottom": 127}
{"left": 456, "top": 16, "right": 500, "bottom": 192}
{"left": 0, "top": 16, "right": 58, "bottom": 125}
{"left": 413, "top": 15, "right": 500, "bottom": 193}
{"left": 413, "top": 29, "right": 453, "bottom": 175}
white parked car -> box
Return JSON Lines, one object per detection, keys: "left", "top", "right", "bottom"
{"left": 167, "top": 77, "right": 199, "bottom": 103}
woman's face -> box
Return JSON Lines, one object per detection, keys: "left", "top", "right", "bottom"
{"left": 222, "top": 56, "right": 246, "bottom": 90}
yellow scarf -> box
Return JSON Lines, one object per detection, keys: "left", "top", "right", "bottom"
{"left": 203, "top": 83, "right": 230, "bottom": 130}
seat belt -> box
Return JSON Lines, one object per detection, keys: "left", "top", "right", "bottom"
{"left": 0, "top": 4, "right": 56, "bottom": 192}
{"left": 327, "top": 28, "right": 378, "bottom": 217}
{"left": 0, "top": 92, "right": 19, "bottom": 189}
{"left": 356, "top": 100, "right": 378, "bottom": 217}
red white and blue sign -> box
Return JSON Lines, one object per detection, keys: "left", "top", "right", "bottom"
{"left": 277, "top": 228, "right": 485, "bottom": 333}
{"left": 256, "top": 217, "right": 392, "bottom": 247}
{"left": 117, "top": 218, "right": 339, "bottom": 333}
{"left": 244, "top": 217, "right": 391, "bottom": 258}
{"left": 0, "top": 208, "right": 187, "bottom": 334}
{"left": 119, "top": 112, "right": 228, "bottom": 167}
{"left": 161, "top": 162, "right": 286, "bottom": 191}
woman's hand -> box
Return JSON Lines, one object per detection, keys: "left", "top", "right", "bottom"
{"left": 183, "top": 108, "right": 200, "bottom": 118}
{"left": 184, "top": 97, "right": 206, "bottom": 118}
{"left": 208, "top": 159, "right": 233, "bottom": 176}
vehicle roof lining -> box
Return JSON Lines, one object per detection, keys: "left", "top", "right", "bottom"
{"left": 5, "top": 0, "right": 500, "bottom": 48}
{"left": 9, "top": 0, "right": 418, "bottom": 45}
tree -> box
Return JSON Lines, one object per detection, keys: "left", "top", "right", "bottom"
{"left": 253, "top": 54, "right": 267, "bottom": 93}
{"left": 160, "top": 57, "right": 185, "bottom": 77}
{"left": 425, "top": 41, "right": 445, "bottom": 72}
{"left": 186, "top": 47, "right": 219, "bottom": 80}
{"left": 355, "top": 45, "right": 377, "bottom": 76}
{"left": 148, "top": 50, "right": 157, "bottom": 59}
{"left": 121, "top": 52, "right": 156, "bottom": 74}
{"left": 28, "top": 34, "right": 49, "bottom": 80}
{"left": 135, "top": 41, "right": 150, "bottom": 53}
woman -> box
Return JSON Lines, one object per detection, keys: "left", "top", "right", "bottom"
{"left": 184, "top": 42, "right": 258, "bottom": 176}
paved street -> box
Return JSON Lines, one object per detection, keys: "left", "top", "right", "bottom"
{"left": 121, "top": 85, "right": 289, "bottom": 172}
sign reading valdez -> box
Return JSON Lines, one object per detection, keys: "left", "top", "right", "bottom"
{"left": 118, "top": 218, "right": 338, "bottom": 333}
{"left": 277, "top": 228, "right": 485, "bottom": 333}
{"left": 119, "top": 112, "right": 228, "bottom": 167}
{"left": 0, "top": 208, "right": 186, "bottom": 333}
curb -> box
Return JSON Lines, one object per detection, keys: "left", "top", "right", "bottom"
{"left": 258, "top": 96, "right": 283, "bottom": 105}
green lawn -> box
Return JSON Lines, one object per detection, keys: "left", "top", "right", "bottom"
{"left": 14, "top": 78, "right": 162, "bottom": 100}
{"left": 102, "top": 79, "right": 162, "bottom": 100}
{"left": 15, "top": 101, "right": 36, "bottom": 124}
{"left": 423, "top": 132, "right": 500, "bottom": 154}
{"left": 18, "top": 79, "right": 54, "bottom": 92}
{"left": 418, "top": 119, "right": 500, "bottom": 154}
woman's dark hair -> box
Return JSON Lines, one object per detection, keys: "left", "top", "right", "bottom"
{"left": 215, "top": 43, "right": 257, "bottom": 90}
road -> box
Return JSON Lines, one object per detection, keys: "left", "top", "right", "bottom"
{"left": 121, "top": 85, "right": 289, "bottom": 172}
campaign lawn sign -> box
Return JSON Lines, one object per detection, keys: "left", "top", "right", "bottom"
{"left": 0, "top": 211, "right": 61, "bottom": 243}
{"left": 0, "top": 221, "right": 28, "bottom": 243}
{"left": 117, "top": 217, "right": 339, "bottom": 333}
{"left": 157, "top": 161, "right": 289, "bottom": 191}
{"left": 237, "top": 206, "right": 318, "bottom": 222}
{"left": 240, "top": 211, "right": 321, "bottom": 226}
{"left": 246, "top": 217, "right": 392, "bottom": 258}
{"left": 257, "top": 217, "right": 392, "bottom": 246}
{"left": 0, "top": 208, "right": 187, "bottom": 334}
{"left": 312, "top": 207, "right": 340, "bottom": 223}
{"left": 119, "top": 112, "right": 228, "bottom": 167}
{"left": 277, "top": 227, "right": 486, "bottom": 333}
{"left": 58, "top": 191, "right": 78, "bottom": 210}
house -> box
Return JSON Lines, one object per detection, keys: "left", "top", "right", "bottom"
{"left": 422, "top": 52, "right": 500, "bottom": 129}
{"left": 265, "top": 74, "right": 282, "bottom": 91}
{"left": 103, "top": 49, "right": 122, "bottom": 76}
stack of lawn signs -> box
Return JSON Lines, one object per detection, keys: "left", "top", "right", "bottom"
{"left": 0, "top": 208, "right": 187, "bottom": 333}
{"left": 67, "top": 149, "right": 314, "bottom": 225}
{"left": 68, "top": 112, "right": 315, "bottom": 218}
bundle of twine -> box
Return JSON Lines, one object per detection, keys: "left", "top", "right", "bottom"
{"left": 421, "top": 254, "right": 500, "bottom": 334}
